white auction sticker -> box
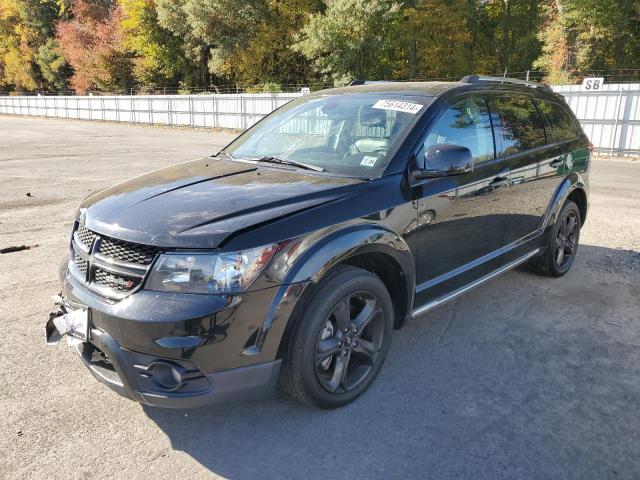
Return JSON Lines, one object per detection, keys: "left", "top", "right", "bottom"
{"left": 360, "top": 156, "right": 377, "bottom": 167}
{"left": 373, "top": 99, "right": 423, "bottom": 115}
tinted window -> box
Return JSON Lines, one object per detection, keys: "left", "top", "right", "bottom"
{"left": 537, "top": 100, "right": 580, "bottom": 142}
{"left": 423, "top": 97, "right": 494, "bottom": 165}
{"left": 490, "top": 97, "right": 547, "bottom": 156}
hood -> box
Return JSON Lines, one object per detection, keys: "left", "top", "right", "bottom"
{"left": 80, "top": 158, "right": 362, "bottom": 248}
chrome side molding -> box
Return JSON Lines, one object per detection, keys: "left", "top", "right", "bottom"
{"left": 411, "top": 249, "right": 540, "bottom": 318}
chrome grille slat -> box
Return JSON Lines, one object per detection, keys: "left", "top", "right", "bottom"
{"left": 74, "top": 253, "right": 88, "bottom": 275}
{"left": 99, "top": 237, "right": 158, "bottom": 265}
{"left": 76, "top": 225, "right": 96, "bottom": 250}
{"left": 69, "top": 225, "right": 159, "bottom": 299}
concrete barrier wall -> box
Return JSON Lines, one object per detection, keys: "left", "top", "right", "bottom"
{"left": 0, "top": 85, "right": 638, "bottom": 156}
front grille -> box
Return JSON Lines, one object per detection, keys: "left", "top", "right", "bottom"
{"left": 99, "top": 237, "right": 158, "bottom": 265}
{"left": 76, "top": 225, "right": 96, "bottom": 249}
{"left": 70, "top": 225, "right": 159, "bottom": 299}
{"left": 94, "top": 268, "right": 141, "bottom": 292}
{"left": 74, "top": 253, "right": 88, "bottom": 274}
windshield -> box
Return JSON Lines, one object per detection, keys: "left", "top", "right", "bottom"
{"left": 223, "top": 94, "right": 430, "bottom": 178}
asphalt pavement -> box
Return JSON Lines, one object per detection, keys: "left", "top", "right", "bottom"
{"left": 1, "top": 116, "right": 639, "bottom": 480}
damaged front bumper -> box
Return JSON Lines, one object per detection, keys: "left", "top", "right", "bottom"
{"left": 44, "top": 267, "right": 295, "bottom": 408}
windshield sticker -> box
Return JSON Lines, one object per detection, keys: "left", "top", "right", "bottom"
{"left": 373, "top": 99, "right": 423, "bottom": 115}
{"left": 360, "top": 156, "right": 378, "bottom": 167}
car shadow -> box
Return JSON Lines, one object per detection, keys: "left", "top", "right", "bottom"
{"left": 143, "top": 244, "right": 640, "bottom": 479}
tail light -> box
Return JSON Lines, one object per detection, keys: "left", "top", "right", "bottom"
{"left": 588, "top": 142, "right": 594, "bottom": 155}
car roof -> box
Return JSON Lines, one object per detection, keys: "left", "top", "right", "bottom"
{"left": 310, "top": 81, "right": 466, "bottom": 98}
{"left": 310, "top": 80, "right": 566, "bottom": 103}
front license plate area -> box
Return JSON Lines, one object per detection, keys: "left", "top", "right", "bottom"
{"left": 66, "top": 308, "right": 89, "bottom": 343}
{"left": 53, "top": 308, "right": 89, "bottom": 346}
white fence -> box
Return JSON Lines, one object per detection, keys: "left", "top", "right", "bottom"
{"left": 553, "top": 84, "right": 640, "bottom": 156}
{"left": 0, "top": 85, "right": 638, "bottom": 155}
{"left": 0, "top": 93, "right": 303, "bottom": 130}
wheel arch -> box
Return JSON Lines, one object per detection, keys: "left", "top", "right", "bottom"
{"left": 269, "top": 225, "right": 416, "bottom": 360}
{"left": 541, "top": 172, "right": 588, "bottom": 231}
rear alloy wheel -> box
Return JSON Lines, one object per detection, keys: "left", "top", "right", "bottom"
{"left": 529, "top": 199, "right": 581, "bottom": 277}
{"left": 279, "top": 265, "right": 393, "bottom": 408}
{"left": 554, "top": 209, "right": 579, "bottom": 271}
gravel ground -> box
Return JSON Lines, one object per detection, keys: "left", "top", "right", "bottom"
{"left": 1, "top": 116, "right": 639, "bottom": 480}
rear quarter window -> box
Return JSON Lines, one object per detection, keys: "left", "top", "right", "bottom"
{"left": 490, "top": 97, "right": 547, "bottom": 156}
{"left": 536, "top": 100, "right": 581, "bottom": 142}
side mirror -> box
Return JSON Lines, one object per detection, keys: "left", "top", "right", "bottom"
{"left": 413, "top": 144, "right": 473, "bottom": 180}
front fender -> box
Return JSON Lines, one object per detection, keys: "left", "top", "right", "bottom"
{"left": 246, "top": 224, "right": 416, "bottom": 361}
{"left": 282, "top": 223, "right": 415, "bottom": 287}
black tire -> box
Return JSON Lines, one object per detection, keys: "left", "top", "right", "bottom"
{"left": 279, "top": 265, "right": 394, "bottom": 409}
{"left": 529, "top": 199, "right": 581, "bottom": 277}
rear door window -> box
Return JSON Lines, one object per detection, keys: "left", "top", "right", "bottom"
{"left": 490, "top": 97, "right": 547, "bottom": 156}
{"left": 423, "top": 97, "right": 495, "bottom": 165}
{"left": 536, "top": 100, "right": 581, "bottom": 142}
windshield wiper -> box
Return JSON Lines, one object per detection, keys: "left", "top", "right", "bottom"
{"left": 256, "top": 156, "right": 326, "bottom": 172}
{"left": 216, "top": 150, "right": 235, "bottom": 160}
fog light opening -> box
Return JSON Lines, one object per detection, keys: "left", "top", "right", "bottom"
{"left": 147, "top": 361, "right": 184, "bottom": 391}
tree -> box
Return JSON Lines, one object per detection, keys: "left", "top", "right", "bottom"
{"left": 294, "top": 0, "right": 403, "bottom": 85}
{"left": 470, "top": 0, "right": 543, "bottom": 75}
{"left": 231, "top": 0, "right": 320, "bottom": 87}
{"left": 34, "top": 37, "right": 70, "bottom": 90}
{"left": 400, "top": 0, "right": 472, "bottom": 79}
{"left": 535, "top": 0, "right": 640, "bottom": 82}
{"left": 56, "top": 0, "right": 134, "bottom": 93}
{"left": 156, "top": 0, "right": 267, "bottom": 85}
{"left": 0, "top": 0, "right": 70, "bottom": 91}
{"left": 120, "top": 0, "right": 191, "bottom": 90}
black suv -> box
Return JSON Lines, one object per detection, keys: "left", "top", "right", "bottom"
{"left": 47, "top": 76, "right": 590, "bottom": 409}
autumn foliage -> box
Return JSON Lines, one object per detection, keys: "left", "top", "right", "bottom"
{"left": 56, "top": 0, "right": 132, "bottom": 93}
{"left": 1, "top": 0, "right": 640, "bottom": 93}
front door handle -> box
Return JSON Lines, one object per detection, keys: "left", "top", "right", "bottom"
{"left": 489, "top": 176, "right": 510, "bottom": 188}
{"left": 549, "top": 158, "right": 563, "bottom": 168}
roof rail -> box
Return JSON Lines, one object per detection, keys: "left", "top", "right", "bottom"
{"left": 348, "top": 80, "right": 392, "bottom": 86}
{"left": 460, "top": 75, "right": 553, "bottom": 92}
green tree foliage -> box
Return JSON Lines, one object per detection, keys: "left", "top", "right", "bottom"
{"left": 401, "top": 0, "right": 473, "bottom": 79}
{"left": 0, "top": 0, "right": 70, "bottom": 91}
{"left": 1, "top": 0, "right": 640, "bottom": 93}
{"left": 470, "top": 0, "right": 543, "bottom": 74}
{"left": 120, "top": 0, "right": 191, "bottom": 89}
{"left": 34, "top": 37, "right": 70, "bottom": 89}
{"left": 536, "top": 0, "right": 640, "bottom": 82}
{"left": 294, "top": 0, "right": 403, "bottom": 85}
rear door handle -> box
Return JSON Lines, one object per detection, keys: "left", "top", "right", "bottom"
{"left": 489, "top": 176, "right": 510, "bottom": 188}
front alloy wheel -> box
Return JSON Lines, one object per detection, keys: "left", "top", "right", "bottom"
{"left": 315, "top": 292, "right": 385, "bottom": 393}
{"left": 279, "top": 265, "right": 394, "bottom": 408}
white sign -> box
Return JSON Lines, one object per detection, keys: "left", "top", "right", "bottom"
{"left": 582, "top": 77, "right": 604, "bottom": 91}
{"left": 373, "top": 99, "right": 423, "bottom": 115}
{"left": 360, "top": 156, "right": 377, "bottom": 167}
{"left": 300, "top": 87, "right": 311, "bottom": 95}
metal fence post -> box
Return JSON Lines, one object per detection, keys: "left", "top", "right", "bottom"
{"left": 213, "top": 95, "right": 218, "bottom": 128}
{"left": 610, "top": 89, "right": 624, "bottom": 155}
{"left": 241, "top": 94, "right": 246, "bottom": 129}
{"left": 616, "top": 91, "right": 632, "bottom": 156}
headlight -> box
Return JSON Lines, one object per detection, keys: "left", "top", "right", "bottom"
{"left": 145, "top": 244, "right": 277, "bottom": 294}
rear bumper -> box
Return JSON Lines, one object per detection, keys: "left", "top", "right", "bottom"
{"left": 75, "top": 327, "right": 281, "bottom": 408}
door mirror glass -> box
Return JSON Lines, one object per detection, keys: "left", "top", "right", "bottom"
{"left": 416, "top": 144, "right": 473, "bottom": 178}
